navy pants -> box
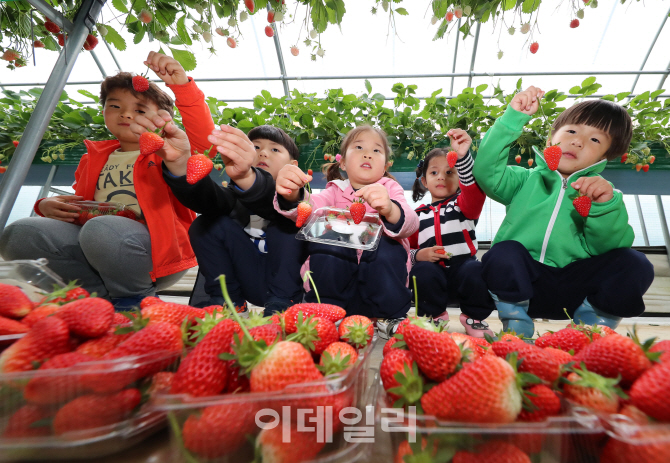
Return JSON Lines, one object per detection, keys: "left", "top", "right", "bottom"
{"left": 481, "top": 240, "right": 655, "bottom": 319}
{"left": 189, "top": 215, "right": 307, "bottom": 309}
{"left": 305, "top": 235, "right": 411, "bottom": 319}
{"left": 409, "top": 256, "right": 495, "bottom": 320}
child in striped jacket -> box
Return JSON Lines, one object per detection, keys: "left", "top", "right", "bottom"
{"left": 408, "top": 128, "right": 495, "bottom": 338}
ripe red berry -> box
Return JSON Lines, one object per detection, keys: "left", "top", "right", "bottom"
{"left": 642, "top": 164, "right": 650, "bottom": 172}
{"left": 649, "top": 155, "right": 655, "bottom": 164}
{"left": 44, "top": 19, "right": 61, "bottom": 34}
{"left": 132, "top": 75, "right": 150, "bottom": 92}
{"left": 621, "top": 153, "right": 628, "bottom": 163}
{"left": 570, "top": 19, "right": 580, "bottom": 28}
{"left": 267, "top": 11, "right": 275, "bottom": 23}
{"left": 227, "top": 37, "right": 237, "bottom": 48}
{"left": 307, "top": 169, "right": 313, "bottom": 176}
{"left": 265, "top": 25, "right": 274, "bottom": 37}
{"left": 530, "top": 42, "right": 539, "bottom": 54}
{"left": 528, "top": 158, "right": 534, "bottom": 167}
{"left": 245, "top": 0, "right": 255, "bottom": 13}
{"left": 12, "top": 140, "right": 19, "bottom": 148}
{"left": 515, "top": 155, "right": 521, "bottom": 164}
{"left": 573, "top": 195, "right": 592, "bottom": 217}
{"left": 446, "top": 11, "right": 454, "bottom": 22}
{"left": 446, "top": 151, "right": 458, "bottom": 169}
{"left": 543, "top": 145, "right": 562, "bottom": 171}
{"left": 57, "top": 33, "right": 66, "bottom": 47}
{"left": 290, "top": 46, "right": 299, "bottom": 56}
{"left": 34, "top": 40, "right": 45, "bottom": 48}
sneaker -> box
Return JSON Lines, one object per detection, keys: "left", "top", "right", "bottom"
{"left": 376, "top": 318, "right": 406, "bottom": 340}
{"left": 459, "top": 313, "right": 494, "bottom": 339}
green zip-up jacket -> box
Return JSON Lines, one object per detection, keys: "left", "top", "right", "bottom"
{"left": 472, "top": 107, "right": 634, "bottom": 268}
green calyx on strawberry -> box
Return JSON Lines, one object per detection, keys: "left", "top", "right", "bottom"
{"left": 38, "top": 280, "right": 91, "bottom": 306}
{"left": 113, "top": 308, "right": 150, "bottom": 335}
{"left": 563, "top": 362, "right": 628, "bottom": 401}
{"left": 543, "top": 143, "right": 562, "bottom": 171}
{"left": 187, "top": 307, "right": 229, "bottom": 346}
{"left": 627, "top": 325, "right": 662, "bottom": 363}
{"left": 387, "top": 361, "right": 425, "bottom": 411}
{"left": 317, "top": 350, "right": 353, "bottom": 376}
{"left": 286, "top": 312, "right": 334, "bottom": 355}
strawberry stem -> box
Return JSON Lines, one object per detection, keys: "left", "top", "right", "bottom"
{"left": 412, "top": 275, "right": 418, "bottom": 315}
{"left": 303, "top": 270, "right": 320, "bottom": 304}
{"left": 203, "top": 144, "right": 215, "bottom": 158}
{"left": 218, "top": 274, "right": 253, "bottom": 342}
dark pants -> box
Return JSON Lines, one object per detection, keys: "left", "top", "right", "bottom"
{"left": 188, "top": 215, "right": 307, "bottom": 309}
{"left": 481, "top": 240, "right": 655, "bottom": 319}
{"left": 304, "top": 235, "right": 411, "bottom": 319}
{"left": 409, "top": 256, "right": 495, "bottom": 320}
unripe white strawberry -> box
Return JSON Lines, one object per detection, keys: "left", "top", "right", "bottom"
{"left": 590, "top": 0, "right": 598, "bottom": 8}
{"left": 577, "top": 9, "right": 585, "bottom": 19}
{"left": 382, "top": 0, "right": 389, "bottom": 12}
{"left": 240, "top": 11, "right": 248, "bottom": 22}
{"left": 97, "top": 25, "right": 108, "bottom": 37}
{"left": 497, "top": 50, "right": 503, "bottom": 59}
{"left": 463, "top": 5, "right": 471, "bottom": 15}
{"left": 194, "top": 4, "right": 204, "bottom": 14}
{"left": 316, "top": 48, "right": 324, "bottom": 57}
{"left": 310, "top": 29, "right": 317, "bottom": 39}
{"left": 203, "top": 31, "right": 212, "bottom": 42}
{"left": 520, "top": 22, "right": 530, "bottom": 34}
{"left": 201, "top": 22, "right": 210, "bottom": 31}
{"left": 274, "top": 11, "right": 283, "bottom": 21}
{"left": 193, "top": 24, "right": 203, "bottom": 33}
{"left": 508, "top": 26, "right": 515, "bottom": 35}
{"left": 228, "top": 17, "right": 237, "bottom": 27}
{"left": 431, "top": 15, "right": 438, "bottom": 25}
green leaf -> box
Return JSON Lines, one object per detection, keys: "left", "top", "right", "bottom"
{"left": 395, "top": 7, "right": 408, "bottom": 15}
{"left": 365, "top": 79, "right": 372, "bottom": 94}
{"left": 433, "top": 19, "right": 448, "bottom": 40}
{"left": 134, "top": 28, "right": 145, "bottom": 44}
{"left": 615, "top": 91, "right": 631, "bottom": 101}
{"left": 169, "top": 48, "right": 197, "bottom": 72}
{"left": 522, "top": 0, "right": 540, "bottom": 14}
{"left": 650, "top": 89, "right": 665, "bottom": 99}
{"left": 503, "top": 0, "right": 516, "bottom": 11}
{"left": 476, "top": 84, "right": 488, "bottom": 94}
{"left": 569, "top": 86, "right": 581, "bottom": 95}
{"left": 581, "top": 76, "right": 597, "bottom": 87}
{"left": 42, "top": 35, "right": 58, "bottom": 51}
{"left": 177, "top": 16, "right": 192, "bottom": 46}
{"left": 112, "top": 0, "right": 128, "bottom": 13}
{"left": 77, "top": 90, "right": 99, "bottom": 103}
{"left": 103, "top": 24, "right": 126, "bottom": 51}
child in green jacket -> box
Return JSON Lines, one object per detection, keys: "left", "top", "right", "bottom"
{"left": 472, "top": 85, "right": 654, "bottom": 337}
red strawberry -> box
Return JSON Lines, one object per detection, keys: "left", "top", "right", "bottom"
{"left": 244, "top": 0, "right": 255, "bottom": 13}
{"left": 318, "top": 341, "right": 357, "bottom": 375}
{"left": 21, "top": 304, "right": 60, "bottom": 328}
{"left": 0, "top": 317, "right": 70, "bottom": 373}
{"left": 246, "top": 341, "right": 322, "bottom": 393}
{"left": 563, "top": 369, "right": 623, "bottom": 413}
{"left": 380, "top": 349, "right": 421, "bottom": 402}
{"left": 139, "top": 131, "right": 163, "bottom": 155}
{"left": 139, "top": 9, "right": 153, "bottom": 23}
{"left": 629, "top": 361, "right": 670, "bottom": 421}
{"left": 54, "top": 297, "right": 114, "bottom": 338}
{"left": 33, "top": 40, "right": 45, "bottom": 48}
{"left": 141, "top": 302, "right": 206, "bottom": 327}
{"left": 224, "top": 360, "right": 250, "bottom": 393}
{"left": 295, "top": 201, "right": 312, "bottom": 227}
{"left": 81, "top": 322, "right": 183, "bottom": 392}
{"left": 642, "top": 164, "right": 649, "bottom": 172}
{"left": 636, "top": 163, "right": 643, "bottom": 171}
{"left": 12, "top": 140, "right": 19, "bottom": 147}
{"left": 76, "top": 331, "right": 132, "bottom": 357}
{"left": 0, "top": 315, "right": 29, "bottom": 336}
{"left": 307, "top": 168, "right": 313, "bottom": 176}
{"left": 650, "top": 339, "right": 670, "bottom": 363}
{"left": 383, "top": 336, "right": 402, "bottom": 356}
{"left": 290, "top": 45, "right": 299, "bottom": 56}
{"left": 186, "top": 153, "right": 213, "bottom": 184}
{"left": 453, "top": 441, "right": 530, "bottom": 463}
{"left": 573, "top": 194, "right": 592, "bottom": 217}
{"left": 492, "top": 341, "right": 561, "bottom": 383}
{"left": 132, "top": 74, "right": 150, "bottom": 92}
{"left": 515, "top": 154, "right": 521, "bottom": 163}
{"left": 226, "top": 37, "right": 237, "bottom": 48}
{"left": 573, "top": 332, "right": 654, "bottom": 387}
{"left": 535, "top": 327, "right": 591, "bottom": 354}
{"left": 0, "top": 282, "right": 33, "bottom": 318}
{"left": 256, "top": 425, "right": 325, "bottom": 463}
{"left": 543, "top": 346, "right": 574, "bottom": 366}
{"left": 530, "top": 42, "right": 539, "bottom": 54}
{"left": 57, "top": 33, "right": 66, "bottom": 46}
{"left": 451, "top": 332, "right": 491, "bottom": 363}
{"left": 112, "top": 311, "right": 133, "bottom": 327}
{"left": 600, "top": 428, "right": 670, "bottom": 463}
{"left": 289, "top": 314, "right": 338, "bottom": 356}
{"left": 447, "top": 150, "right": 458, "bottom": 168}
{"left": 267, "top": 10, "right": 275, "bottom": 22}
{"left": 621, "top": 153, "right": 628, "bottom": 163}
{"left": 570, "top": 19, "right": 580, "bottom": 28}
{"left": 1, "top": 49, "right": 19, "bottom": 61}
{"left": 404, "top": 320, "right": 460, "bottom": 382}
{"left": 170, "top": 319, "right": 241, "bottom": 397}
{"left": 84, "top": 33, "right": 98, "bottom": 50}
{"left": 249, "top": 323, "right": 283, "bottom": 346}
{"left": 23, "top": 352, "right": 96, "bottom": 404}
{"left": 518, "top": 384, "right": 561, "bottom": 421}
{"left": 44, "top": 19, "right": 61, "bottom": 34}
{"left": 140, "top": 296, "right": 161, "bottom": 309}
{"left": 338, "top": 315, "right": 374, "bottom": 349}
{"left": 445, "top": 11, "right": 454, "bottom": 22}
{"left": 543, "top": 144, "right": 562, "bottom": 170}
{"left": 183, "top": 402, "right": 259, "bottom": 458}
{"left": 349, "top": 198, "right": 366, "bottom": 225}
{"left": 265, "top": 25, "right": 274, "bottom": 37}
{"left": 0, "top": 166, "right": 7, "bottom": 174}
{"left": 146, "top": 371, "right": 174, "bottom": 398}
{"left": 284, "top": 303, "right": 346, "bottom": 333}
{"left": 421, "top": 355, "right": 522, "bottom": 423}
{"left": 2, "top": 405, "right": 53, "bottom": 438}
{"left": 53, "top": 388, "right": 141, "bottom": 435}
{"left": 528, "top": 158, "right": 534, "bottom": 167}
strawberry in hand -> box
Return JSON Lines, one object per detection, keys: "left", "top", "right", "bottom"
{"left": 573, "top": 194, "right": 592, "bottom": 217}
{"left": 349, "top": 198, "right": 366, "bottom": 224}
{"left": 446, "top": 151, "right": 458, "bottom": 169}
{"left": 139, "top": 130, "right": 164, "bottom": 155}
{"left": 186, "top": 153, "right": 214, "bottom": 184}
{"left": 544, "top": 144, "right": 562, "bottom": 171}
{"left": 132, "top": 73, "right": 150, "bottom": 92}
{"left": 296, "top": 201, "right": 312, "bottom": 227}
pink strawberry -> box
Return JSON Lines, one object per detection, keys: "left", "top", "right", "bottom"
{"left": 290, "top": 45, "right": 299, "bottom": 56}
{"left": 518, "top": 384, "right": 561, "bottom": 421}
{"left": 54, "top": 297, "right": 114, "bottom": 338}
{"left": 186, "top": 153, "right": 213, "bottom": 184}
{"left": 543, "top": 145, "right": 562, "bottom": 170}
{"left": 44, "top": 19, "right": 61, "bottom": 34}
{"left": 139, "top": 131, "right": 163, "bottom": 155}
{"left": 0, "top": 317, "right": 71, "bottom": 373}
{"left": 0, "top": 282, "right": 33, "bottom": 318}
{"left": 0, "top": 315, "right": 29, "bottom": 336}
{"left": 528, "top": 158, "right": 534, "bottom": 167}
{"left": 2, "top": 405, "right": 53, "bottom": 438}
{"left": 1, "top": 49, "right": 19, "bottom": 61}
{"left": 284, "top": 303, "right": 346, "bottom": 333}
{"left": 338, "top": 315, "right": 374, "bottom": 349}
{"left": 349, "top": 198, "right": 366, "bottom": 225}
{"left": 446, "top": 150, "right": 458, "bottom": 168}
{"left": 445, "top": 11, "right": 454, "bottom": 22}
{"left": 573, "top": 194, "right": 592, "bottom": 217}
{"left": 139, "top": 9, "right": 153, "bottom": 23}
{"left": 403, "top": 320, "right": 460, "bottom": 382}
{"left": 295, "top": 201, "right": 312, "bottom": 227}
{"left": 226, "top": 37, "right": 236, "bottom": 48}
{"left": 23, "top": 352, "right": 96, "bottom": 404}
{"left": 52, "top": 388, "right": 142, "bottom": 435}
{"left": 267, "top": 10, "right": 275, "bottom": 22}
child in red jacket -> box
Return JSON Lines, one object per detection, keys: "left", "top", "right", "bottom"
{"left": 408, "top": 129, "right": 495, "bottom": 338}
{"left": 0, "top": 54, "right": 212, "bottom": 310}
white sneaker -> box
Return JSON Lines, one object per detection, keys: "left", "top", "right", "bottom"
{"left": 376, "top": 318, "right": 406, "bottom": 340}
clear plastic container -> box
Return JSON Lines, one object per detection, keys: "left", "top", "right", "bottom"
{"left": 599, "top": 414, "right": 670, "bottom": 462}
{"left": 155, "top": 339, "right": 378, "bottom": 463}
{"left": 0, "top": 351, "right": 180, "bottom": 461}
{"left": 373, "top": 373, "right": 606, "bottom": 463}
{"left": 296, "top": 207, "right": 384, "bottom": 251}
{"left": 66, "top": 200, "right": 139, "bottom": 226}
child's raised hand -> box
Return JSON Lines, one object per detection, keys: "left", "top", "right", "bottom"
{"left": 446, "top": 128, "right": 472, "bottom": 159}
{"left": 510, "top": 86, "right": 545, "bottom": 116}
{"left": 571, "top": 177, "right": 614, "bottom": 203}
{"left": 130, "top": 110, "right": 191, "bottom": 162}
{"left": 354, "top": 183, "right": 394, "bottom": 218}
{"left": 207, "top": 125, "right": 256, "bottom": 187}
{"left": 38, "top": 195, "right": 84, "bottom": 222}
{"left": 143, "top": 51, "right": 188, "bottom": 86}
{"left": 276, "top": 165, "right": 312, "bottom": 202}
{"left": 416, "top": 246, "right": 450, "bottom": 263}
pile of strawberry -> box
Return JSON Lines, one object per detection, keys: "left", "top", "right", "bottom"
{"left": 380, "top": 318, "right": 670, "bottom": 463}
{"left": 0, "top": 284, "right": 183, "bottom": 440}
{"left": 68, "top": 202, "right": 139, "bottom": 226}
{"left": 162, "top": 291, "right": 376, "bottom": 463}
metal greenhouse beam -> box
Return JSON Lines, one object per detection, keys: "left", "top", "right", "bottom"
{"left": 0, "top": 0, "right": 107, "bottom": 231}
{"left": 628, "top": 5, "right": 669, "bottom": 94}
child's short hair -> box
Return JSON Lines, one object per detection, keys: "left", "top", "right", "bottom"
{"left": 412, "top": 148, "right": 453, "bottom": 202}
{"left": 322, "top": 125, "right": 396, "bottom": 182}
{"left": 247, "top": 125, "right": 299, "bottom": 161}
{"left": 100, "top": 72, "right": 174, "bottom": 118}
{"left": 551, "top": 99, "right": 632, "bottom": 161}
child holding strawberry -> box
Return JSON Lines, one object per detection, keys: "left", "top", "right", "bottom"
{"left": 0, "top": 53, "right": 214, "bottom": 311}
{"left": 274, "top": 125, "right": 419, "bottom": 338}
{"left": 163, "top": 122, "right": 309, "bottom": 314}
{"left": 409, "top": 128, "right": 495, "bottom": 338}
{"left": 473, "top": 86, "right": 654, "bottom": 337}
